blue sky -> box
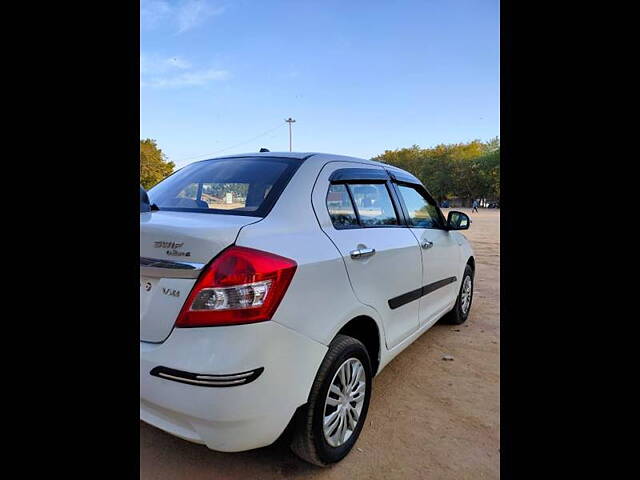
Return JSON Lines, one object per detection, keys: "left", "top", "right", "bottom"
{"left": 141, "top": 0, "right": 499, "bottom": 168}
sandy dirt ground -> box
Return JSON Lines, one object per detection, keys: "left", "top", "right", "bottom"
{"left": 140, "top": 208, "right": 500, "bottom": 479}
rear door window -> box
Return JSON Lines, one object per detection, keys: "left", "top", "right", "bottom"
{"left": 349, "top": 183, "right": 398, "bottom": 226}
{"left": 325, "top": 182, "right": 400, "bottom": 228}
{"left": 326, "top": 184, "right": 359, "bottom": 228}
{"left": 148, "top": 157, "right": 301, "bottom": 217}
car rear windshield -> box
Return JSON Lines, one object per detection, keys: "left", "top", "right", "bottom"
{"left": 148, "top": 157, "right": 302, "bottom": 217}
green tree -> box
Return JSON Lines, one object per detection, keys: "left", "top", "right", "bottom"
{"left": 140, "top": 139, "right": 175, "bottom": 190}
{"left": 474, "top": 148, "right": 500, "bottom": 199}
{"left": 372, "top": 139, "right": 500, "bottom": 203}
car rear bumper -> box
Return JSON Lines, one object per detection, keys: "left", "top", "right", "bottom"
{"left": 140, "top": 321, "right": 327, "bottom": 452}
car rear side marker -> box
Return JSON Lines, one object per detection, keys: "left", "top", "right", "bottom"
{"left": 150, "top": 366, "right": 264, "bottom": 387}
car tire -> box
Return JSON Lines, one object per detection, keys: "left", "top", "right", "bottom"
{"left": 442, "top": 264, "right": 474, "bottom": 325}
{"left": 290, "top": 334, "right": 372, "bottom": 466}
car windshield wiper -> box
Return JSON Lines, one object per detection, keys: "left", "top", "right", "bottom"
{"left": 150, "top": 203, "right": 161, "bottom": 211}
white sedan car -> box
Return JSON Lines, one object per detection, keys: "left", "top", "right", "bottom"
{"left": 140, "top": 152, "right": 475, "bottom": 466}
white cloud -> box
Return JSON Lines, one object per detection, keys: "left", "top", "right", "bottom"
{"left": 177, "top": 1, "right": 225, "bottom": 33}
{"left": 142, "top": 67, "right": 230, "bottom": 88}
{"left": 140, "top": 0, "right": 225, "bottom": 34}
{"left": 141, "top": 52, "right": 229, "bottom": 88}
{"left": 140, "top": 53, "right": 191, "bottom": 75}
{"left": 140, "top": 1, "right": 171, "bottom": 29}
{"left": 167, "top": 57, "right": 191, "bottom": 69}
{"left": 140, "top": 54, "right": 192, "bottom": 75}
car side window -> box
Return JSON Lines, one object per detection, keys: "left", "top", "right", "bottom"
{"left": 349, "top": 183, "right": 398, "bottom": 226}
{"left": 396, "top": 184, "right": 443, "bottom": 229}
{"left": 326, "top": 184, "right": 359, "bottom": 228}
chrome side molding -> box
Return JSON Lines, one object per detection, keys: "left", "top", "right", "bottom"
{"left": 140, "top": 257, "right": 205, "bottom": 279}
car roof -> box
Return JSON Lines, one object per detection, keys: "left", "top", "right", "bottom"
{"left": 194, "top": 152, "right": 419, "bottom": 183}
{"left": 207, "top": 152, "right": 316, "bottom": 161}
{"left": 207, "top": 151, "right": 385, "bottom": 166}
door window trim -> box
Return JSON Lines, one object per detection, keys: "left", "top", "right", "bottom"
{"left": 325, "top": 167, "right": 448, "bottom": 231}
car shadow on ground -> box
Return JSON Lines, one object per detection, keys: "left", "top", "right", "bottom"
{"left": 140, "top": 417, "right": 326, "bottom": 478}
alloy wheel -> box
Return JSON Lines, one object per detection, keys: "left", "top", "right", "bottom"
{"left": 460, "top": 275, "right": 473, "bottom": 315}
{"left": 322, "top": 358, "right": 366, "bottom": 447}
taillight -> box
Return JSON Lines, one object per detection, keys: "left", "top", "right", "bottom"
{"left": 175, "top": 246, "right": 297, "bottom": 327}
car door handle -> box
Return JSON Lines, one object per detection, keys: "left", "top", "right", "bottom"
{"left": 421, "top": 240, "right": 434, "bottom": 250}
{"left": 350, "top": 247, "right": 376, "bottom": 259}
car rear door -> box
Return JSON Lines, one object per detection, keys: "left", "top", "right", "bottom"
{"left": 312, "top": 162, "right": 422, "bottom": 349}
{"left": 390, "top": 177, "right": 461, "bottom": 327}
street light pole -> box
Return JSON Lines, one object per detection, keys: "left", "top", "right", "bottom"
{"left": 285, "top": 117, "right": 296, "bottom": 152}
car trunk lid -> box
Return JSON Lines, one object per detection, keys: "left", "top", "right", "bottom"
{"left": 140, "top": 211, "right": 261, "bottom": 342}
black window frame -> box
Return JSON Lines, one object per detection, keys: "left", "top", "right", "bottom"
{"left": 325, "top": 166, "right": 448, "bottom": 231}
{"left": 147, "top": 156, "right": 303, "bottom": 218}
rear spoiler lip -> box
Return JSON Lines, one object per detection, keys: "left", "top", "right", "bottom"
{"left": 140, "top": 257, "right": 205, "bottom": 279}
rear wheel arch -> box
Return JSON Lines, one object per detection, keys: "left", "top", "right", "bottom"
{"left": 335, "top": 316, "right": 381, "bottom": 376}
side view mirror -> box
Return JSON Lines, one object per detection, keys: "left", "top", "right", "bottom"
{"left": 447, "top": 210, "right": 470, "bottom": 230}
{"left": 140, "top": 185, "right": 151, "bottom": 213}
